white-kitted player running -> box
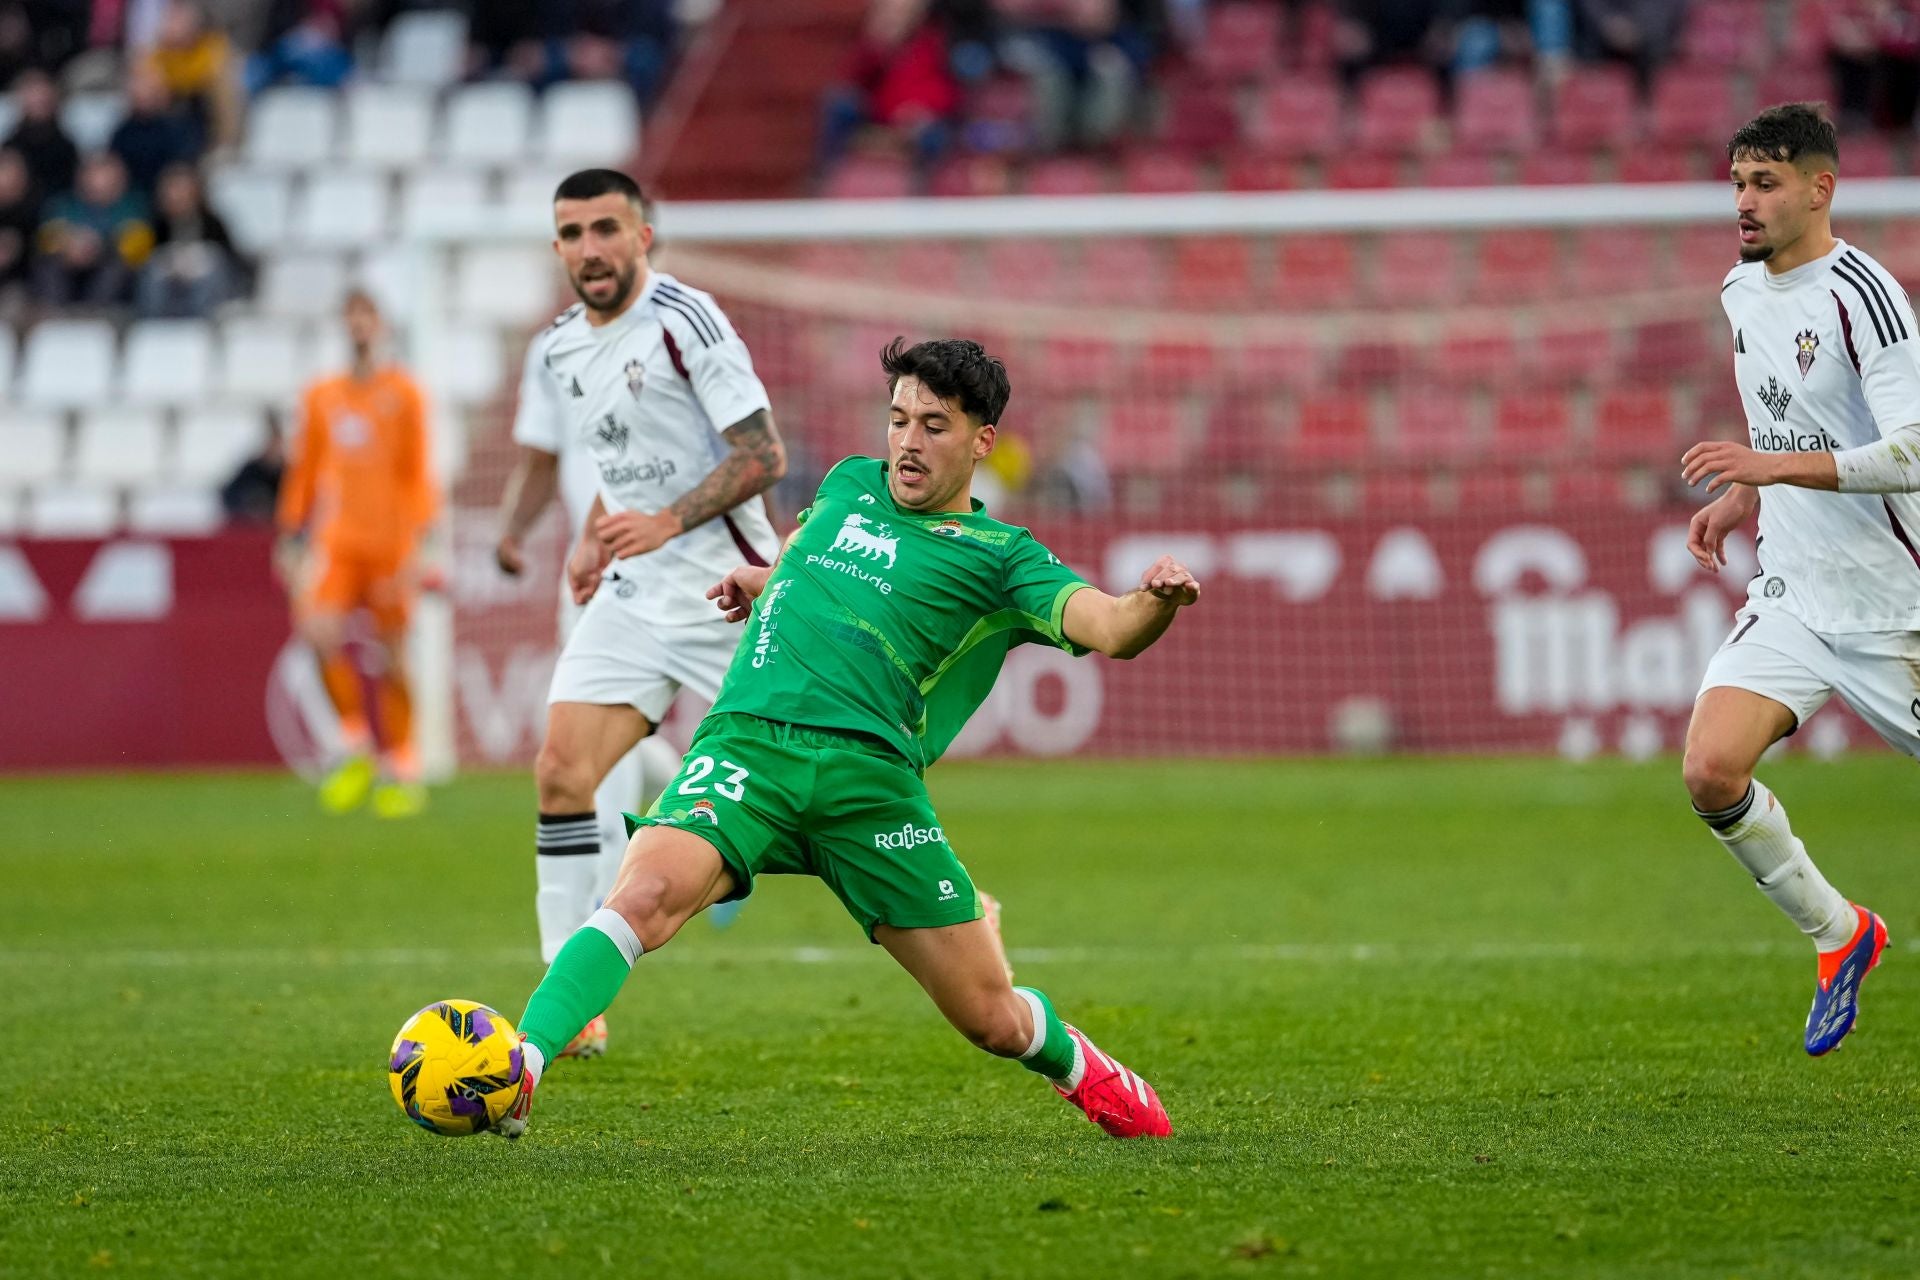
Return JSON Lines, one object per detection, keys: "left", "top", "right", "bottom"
{"left": 1681, "top": 103, "right": 1919, "bottom": 1057}
{"left": 501, "top": 168, "right": 788, "bottom": 1060}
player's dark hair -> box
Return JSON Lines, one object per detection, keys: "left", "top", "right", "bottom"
{"left": 553, "top": 168, "right": 651, "bottom": 216}
{"left": 879, "top": 337, "right": 1010, "bottom": 426}
{"left": 1728, "top": 103, "right": 1839, "bottom": 169}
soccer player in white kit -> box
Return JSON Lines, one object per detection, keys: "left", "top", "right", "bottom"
{"left": 505, "top": 169, "right": 790, "bottom": 1057}
{"left": 1680, "top": 104, "right": 1919, "bottom": 1056}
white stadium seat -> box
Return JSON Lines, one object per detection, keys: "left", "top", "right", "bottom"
{"left": 173, "top": 408, "right": 264, "bottom": 485}
{"left": 206, "top": 166, "right": 293, "bottom": 255}
{"left": 61, "top": 91, "right": 125, "bottom": 152}
{"left": 217, "top": 319, "right": 303, "bottom": 404}
{"left": 398, "top": 167, "right": 489, "bottom": 238}
{"left": 343, "top": 83, "right": 435, "bottom": 168}
{"left": 500, "top": 167, "right": 570, "bottom": 222}
{"left": 75, "top": 407, "right": 169, "bottom": 485}
{"left": 260, "top": 251, "right": 349, "bottom": 318}
{"left": 0, "top": 489, "right": 20, "bottom": 535}
{"left": 452, "top": 244, "right": 556, "bottom": 325}
{"left": 354, "top": 246, "right": 429, "bottom": 322}
{"left": 301, "top": 323, "right": 351, "bottom": 382}
{"left": 120, "top": 320, "right": 215, "bottom": 406}
{"left": 421, "top": 326, "right": 504, "bottom": 407}
{"left": 539, "top": 81, "right": 640, "bottom": 166}
{"left": 0, "top": 411, "right": 69, "bottom": 486}
{"left": 0, "top": 325, "right": 15, "bottom": 398}
{"left": 19, "top": 320, "right": 116, "bottom": 410}
{"left": 26, "top": 485, "right": 120, "bottom": 537}
{"left": 245, "top": 87, "right": 339, "bottom": 169}
{"left": 295, "top": 171, "right": 391, "bottom": 248}
{"left": 444, "top": 82, "right": 534, "bottom": 164}
{"left": 382, "top": 10, "right": 469, "bottom": 87}
{"left": 129, "top": 485, "right": 224, "bottom": 535}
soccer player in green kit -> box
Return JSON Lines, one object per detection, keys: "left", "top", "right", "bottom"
{"left": 496, "top": 338, "right": 1200, "bottom": 1140}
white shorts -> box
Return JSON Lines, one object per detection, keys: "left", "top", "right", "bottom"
{"left": 1698, "top": 609, "right": 1920, "bottom": 759}
{"left": 547, "top": 580, "right": 741, "bottom": 723}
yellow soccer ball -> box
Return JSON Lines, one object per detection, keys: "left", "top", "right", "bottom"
{"left": 387, "top": 1000, "right": 523, "bottom": 1136}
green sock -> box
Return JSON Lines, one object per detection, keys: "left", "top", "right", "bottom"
{"left": 520, "top": 908, "right": 642, "bottom": 1065}
{"left": 1012, "top": 986, "right": 1078, "bottom": 1083}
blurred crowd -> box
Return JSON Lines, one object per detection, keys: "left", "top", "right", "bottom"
{"left": 818, "top": 0, "right": 1920, "bottom": 180}
{"left": 0, "top": 0, "right": 673, "bottom": 321}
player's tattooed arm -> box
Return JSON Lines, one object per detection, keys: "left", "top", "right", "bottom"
{"left": 670, "top": 410, "right": 789, "bottom": 532}
{"left": 596, "top": 411, "right": 788, "bottom": 559}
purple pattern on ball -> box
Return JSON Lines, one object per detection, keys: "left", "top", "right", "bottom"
{"left": 506, "top": 1045, "right": 524, "bottom": 1084}
{"left": 446, "top": 1090, "right": 486, "bottom": 1118}
{"left": 470, "top": 1007, "right": 495, "bottom": 1040}
{"left": 389, "top": 1039, "right": 421, "bottom": 1073}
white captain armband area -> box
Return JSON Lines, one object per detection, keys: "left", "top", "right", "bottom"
{"left": 1834, "top": 421, "right": 1920, "bottom": 493}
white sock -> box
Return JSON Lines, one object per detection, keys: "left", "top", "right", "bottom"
{"left": 521, "top": 1040, "right": 546, "bottom": 1086}
{"left": 534, "top": 816, "right": 601, "bottom": 964}
{"left": 591, "top": 746, "right": 646, "bottom": 906}
{"left": 585, "top": 906, "right": 645, "bottom": 965}
{"left": 636, "top": 734, "right": 680, "bottom": 811}
{"left": 1697, "top": 779, "right": 1855, "bottom": 950}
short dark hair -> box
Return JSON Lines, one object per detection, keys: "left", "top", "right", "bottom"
{"left": 554, "top": 168, "right": 650, "bottom": 216}
{"left": 880, "top": 337, "right": 1011, "bottom": 426}
{"left": 1728, "top": 102, "right": 1840, "bottom": 168}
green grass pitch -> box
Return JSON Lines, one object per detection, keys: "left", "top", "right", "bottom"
{"left": 5, "top": 758, "right": 1919, "bottom": 1278}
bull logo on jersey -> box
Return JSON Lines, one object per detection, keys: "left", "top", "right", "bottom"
{"left": 831, "top": 513, "right": 898, "bottom": 568}
{"left": 1795, "top": 329, "right": 1819, "bottom": 378}
{"left": 624, "top": 359, "right": 645, "bottom": 400}
{"left": 1756, "top": 376, "right": 1794, "bottom": 423}
{"left": 590, "top": 414, "right": 629, "bottom": 457}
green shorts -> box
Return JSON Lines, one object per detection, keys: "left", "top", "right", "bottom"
{"left": 628, "top": 713, "right": 982, "bottom": 941}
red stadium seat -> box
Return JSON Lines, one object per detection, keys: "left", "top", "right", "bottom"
{"left": 1778, "top": 1, "right": 1832, "bottom": 67}
{"left": 1416, "top": 152, "right": 1499, "bottom": 187}
{"left": 1119, "top": 149, "right": 1209, "bottom": 194}
{"left": 1237, "top": 338, "right": 1327, "bottom": 391}
{"left": 1454, "top": 69, "right": 1539, "bottom": 152}
{"left": 1371, "top": 231, "right": 1460, "bottom": 306}
{"left": 1102, "top": 401, "right": 1188, "bottom": 474}
{"left": 1629, "top": 318, "right": 1716, "bottom": 381}
{"left": 1391, "top": 389, "right": 1479, "bottom": 460}
{"left": 1844, "top": 133, "right": 1898, "bottom": 177}
{"left": 1615, "top": 148, "right": 1703, "bottom": 183}
{"left": 909, "top": 242, "right": 970, "bottom": 294}
{"left": 1247, "top": 78, "right": 1345, "bottom": 157}
{"left": 1354, "top": 67, "right": 1441, "bottom": 155}
{"left": 984, "top": 241, "right": 1066, "bottom": 301}
{"left": 1680, "top": 0, "right": 1770, "bottom": 68}
{"left": 927, "top": 154, "right": 1014, "bottom": 198}
{"left": 797, "top": 242, "right": 887, "bottom": 281}
{"left": 1531, "top": 325, "right": 1618, "bottom": 387}
{"left": 1194, "top": 2, "right": 1282, "bottom": 81}
{"left": 1469, "top": 229, "right": 1560, "bottom": 303}
{"left": 1493, "top": 390, "right": 1575, "bottom": 454}
{"left": 1337, "top": 338, "right": 1424, "bottom": 384}
{"left": 1221, "top": 153, "right": 1298, "bottom": 191}
{"left": 1436, "top": 324, "right": 1520, "bottom": 387}
{"left": 1289, "top": 392, "right": 1374, "bottom": 464}
{"left": 1362, "top": 473, "right": 1436, "bottom": 511}
{"left": 1519, "top": 150, "right": 1601, "bottom": 185}
{"left": 1325, "top": 153, "right": 1403, "bottom": 189}
{"left": 1649, "top": 64, "right": 1749, "bottom": 149}
{"left": 1160, "top": 81, "right": 1240, "bottom": 150}
{"left": 1456, "top": 471, "right": 1531, "bottom": 508}
{"left": 1202, "top": 399, "right": 1287, "bottom": 466}
{"left": 1022, "top": 157, "right": 1108, "bottom": 196}
{"left": 1290, "top": 1, "right": 1343, "bottom": 69}
{"left": 823, "top": 154, "right": 913, "bottom": 199}
{"left": 1758, "top": 62, "right": 1833, "bottom": 110}
{"left": 1035, "top": 335, "right": 1126, "bottom": 392}
{"left": 1552, "top": 65, "right": 1640, "bottom": 149}
{"left": 1672, "top": 223, "right": 1741, "bottom": 286}
{"left": 1171, "top": 235, "right": 1258, "bottom": 308}
{"left": 1592, "top": 388, "right": 1678, "bottom": 461}
{"left": 963, "top": 77, "right": 1035, "bottom": 153}
{"left": 1568, "top": 226, "right": 1661, "bottom": 294}
{"left": 1272, "top": 235, "right": 1358, "bottom": 308}
{"left": 1141, "top": 337, "right": 1221, "bottom": 392}
{"left": 1078, "top": 237, "right": 1165, "bottom": 304}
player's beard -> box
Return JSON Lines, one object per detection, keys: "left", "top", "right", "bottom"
{"left": 574, "top": 260, "right": 638, "bottom": 316}
{"left": 1738, "top": 241, "right": 1775, "bottom": 263}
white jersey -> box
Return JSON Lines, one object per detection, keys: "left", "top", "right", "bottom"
{"left": 529, "top": 271, "right": 778, "bottom": 626}
{"left": 1722, "top": 239, "right": 1920, "bottom": 632}
{"left": 510, "top": 335, "right": 599, "bottom": 537}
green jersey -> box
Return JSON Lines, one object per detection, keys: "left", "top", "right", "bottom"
{"left": 708, "top": 457, "right": 1092, "bottom": 771}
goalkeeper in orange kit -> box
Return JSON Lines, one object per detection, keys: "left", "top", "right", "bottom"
{"left": 275, "top": 289, "right": 438, "bottom": 817}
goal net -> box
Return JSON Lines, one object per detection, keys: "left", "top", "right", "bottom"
{"left": 444, "top": 185, "right": 1920, "bottom": 765}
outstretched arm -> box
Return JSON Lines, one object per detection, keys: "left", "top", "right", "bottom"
{"left": 597, "top": 409, "right": 788, "bottom": 559}
{"left": 1682, "top": 423, "right": 1920, "bottom": 494}
{"left": 1061, "top": 556, "right": 1201, "bottom": 660}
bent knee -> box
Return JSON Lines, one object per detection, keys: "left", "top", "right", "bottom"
{"left": 535, "top": 741, "right": 596, "bottom": 803}
{"left": 603, "top": 875, "right": 678, "bottom": 950}
{"left": 957, "top": 999, "right": 1032, "bottom": 1058}
{"left": 1682, "top": 749, "right": 1753, "bottom": 812}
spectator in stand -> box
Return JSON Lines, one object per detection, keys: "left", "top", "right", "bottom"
{"left": 998, "top": 0, "right": 1164, "bottom": 151}
{"left": 143, "top": 0, "right": 242, "bottom": 150}
{"left": 546, "top": 0, "right": 676, "bottom": 105}
{"left": 247, "top": 0, "right": 358, "bottom": 91}
{"left": 0, "top": 0, "right": 87, "bottom": 81}
{"left": 0, "top": 145, "right": 37, "bottom": 305}
{"left": 818, "top": 0, "right": 963, "bottom": 178}
{"left": 1572, "top": 0, "right": 1685, "bottom": 88}
{"left": 138, "top": 161, "right": 242, "bottom": 316}
{"left": 1334, "top": 0, "right": 1449, "bottom": 80}
{"left": 1451, "top": 0, "right": 1573, "bottom": 77}
{"left": 32, "top": 150, "right": 152, "bottom": 306}
{"left": 1827, "top": 0, "right": 1920, "bottom": 132}
{"left": 110, "top": 61, "right": 203, "bottom": 197}
{"left": 468, "top": 0, "right": 549, "bottom": 82}
{"left": 4, "top": 69, "right": 78, "bottom": 197}
{"left": 221, "top": 413, "right": 285, "bottom": 524}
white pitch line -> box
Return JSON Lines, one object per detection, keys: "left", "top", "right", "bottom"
{"left": 0, "top": 938, "right": 1904, "bottom": 971}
